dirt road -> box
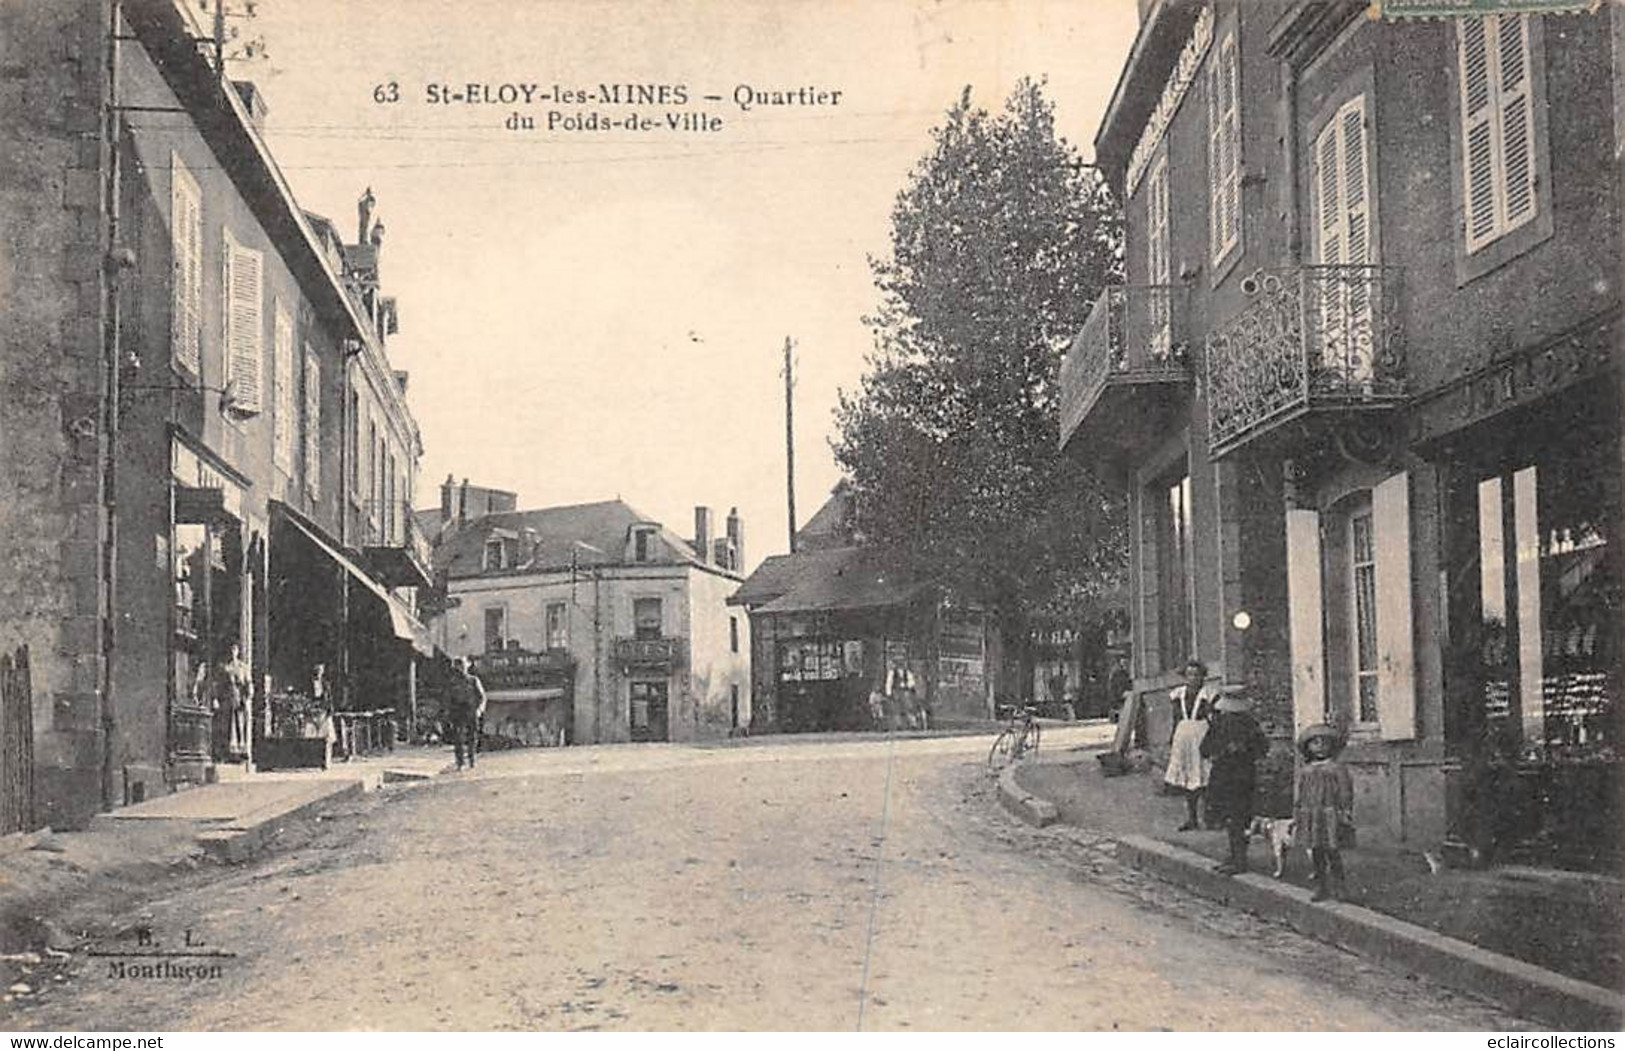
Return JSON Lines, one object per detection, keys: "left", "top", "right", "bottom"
{"left": 5, "top": 731, "right": 1531, "bottom": 1030}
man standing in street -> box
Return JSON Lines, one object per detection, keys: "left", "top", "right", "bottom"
{"left": 450, "top": 657, "right": 487, "bottom": 770}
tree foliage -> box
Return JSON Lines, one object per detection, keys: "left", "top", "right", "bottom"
{"left": 832, "top": 79, "right": 1126, "bottom": 629}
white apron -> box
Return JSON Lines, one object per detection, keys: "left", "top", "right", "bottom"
{"left": 1163, "top": 686, "right": 1211, "bottom": 791}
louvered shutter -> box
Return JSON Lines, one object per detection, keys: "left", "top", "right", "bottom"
{"left": 1147, "top": 158, "right": 1171, "bottom": 358}
{"left": 1496, "top": 15, "right": 1536, "bottom": 229}
{"left": 223, "top": 231, "right": 264, "bottom": 414}
{"left": 170, "top": 155, "right": 202, "bottom": 375}
{"left": 272, "top": 302, "right": 294, "bottom": 471}
{"left": 1286, "top": 508, "right": 1326, "bottom": 735}
{"left": 1458, "top": 17, "right": 1498, "bottom": 250}
{"left": 1372, "top": 472, "right": 1416, "bottom": 741}
{"left": 303, "top": 345, "right": 321, "bottom": 497}
{"left": 1207, "top": 55, "right": 1224, "bottom": 262}
{"left": 1220, "top": 36, "right": 1241, "bottom": 256}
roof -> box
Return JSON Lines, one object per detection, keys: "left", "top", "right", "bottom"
{"left": 796, "top": 484, "right": 856, "bottom": 551}
{"left": 730, "top": 545, "right": 931, "bottom": 615}
{"left": 433, "top": 499, "right": 723, "bottom": 580}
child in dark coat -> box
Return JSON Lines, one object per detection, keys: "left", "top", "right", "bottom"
{"left": 1294, "top": 723, "right": 1355, "bottom": 901}
{"left": 1199, "top": 685, "right": 1269, "bottom": 875}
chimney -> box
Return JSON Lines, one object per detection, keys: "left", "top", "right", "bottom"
{"left": 358, "top": 187, "right": 376, "bottom": 244}
{"left": 459, "top": 477, "right": 470, "bottom": 523}
{"left": 370, "top": 219, "right": 385, "bottom": 248}
{"left": 440, "top": 473, "right": 455, "bottom": 521}
{"left": 726, "top": 507, "right": 743, "bottom": 570}
{"left": 694, "top": 506, "right": 713, "bottom": 564}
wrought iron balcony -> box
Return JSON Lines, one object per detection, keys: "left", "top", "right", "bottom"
{"left": 1058, "top": 285, "right": 1192, "bottom": 465}
{"left": 1205, "top": 265, "right": 1406, "bottom": 458}
{"left": 364, "top": 501, "right": 434, "bottom": 589}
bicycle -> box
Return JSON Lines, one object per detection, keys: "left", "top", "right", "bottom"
{"left": 987, "top": 704, "right": 1041, "bottom": 770}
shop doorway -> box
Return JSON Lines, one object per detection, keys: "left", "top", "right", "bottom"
{"left": 629, "top": 680, "right": 668, "bottom": 743}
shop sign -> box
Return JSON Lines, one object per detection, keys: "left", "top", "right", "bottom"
{"left": 1377, "top": 0, "right": 1597, "bottom": 17}
{"left": 613, "top": 637, "right": 684, "bottom": 667}
{"left": 779, "top": 639, "right": 847, "bottom": 682}
{"left": 474, "top": 648, "right": 574, "bottom": 690}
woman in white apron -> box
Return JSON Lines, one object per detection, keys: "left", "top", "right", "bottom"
{"left": 1164, "top": 658, "right": 1215, "bottom": 830}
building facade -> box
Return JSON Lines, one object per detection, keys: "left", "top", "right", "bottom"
{"left": 1061, "top": 1, "right": 1621, "bottom": 868}
{"left": 428, "top": 491, "right": 750, "bottom": 745}
{"left": 0, "top": 0, "right": 429, "bottom": 827}
{"left": 731, "top": 487, "right": 997, "bottom": 733}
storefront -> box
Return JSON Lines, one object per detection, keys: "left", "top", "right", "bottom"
{"left": 1441, "top": 383, "right": 1622, "bottom": 870}
{"left": 471, "top": 647, "right": 575, "bottom": 747}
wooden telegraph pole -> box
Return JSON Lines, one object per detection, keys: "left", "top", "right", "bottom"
{"left": 783, "top": 336, "right": 798, "bottom": 552}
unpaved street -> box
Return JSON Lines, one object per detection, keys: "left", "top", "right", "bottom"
{"left": 7, "top": 732, "right": 1531, "bottom": 1030}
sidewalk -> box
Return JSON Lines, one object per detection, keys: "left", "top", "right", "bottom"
{"left": 1011, "top": 747, "right": 1624, "bottom": 1028}
{"left": 0, "top": 746, "right": 453, "bottom": 956}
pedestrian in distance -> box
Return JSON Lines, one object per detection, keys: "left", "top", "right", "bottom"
{"left": 1294, "top": 723, "right": 1355, "bottom": 901}
{"left": 1200, "top": 683, "right": 1270, "bottom": 876}
{"left": 448, "top": 657, "right": 486, "bottom": 770}
{"left": 1164, "top": 658, "right": 1215, "bottom": 830}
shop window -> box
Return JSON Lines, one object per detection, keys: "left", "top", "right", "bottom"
{"left": 1153, "top": 467, "right": 1195, "bottom": 672}
{"left": 634, "top": 597, "right": 663, "bottom": 641}
{"left": 545, "top": 602, "right": 567, "bottom": 650}
{"left": 1468, "top": 454, "right": 1620, "bottom": 759}
{"left": 483, "top": 605, "right": 506, "bottom": 654}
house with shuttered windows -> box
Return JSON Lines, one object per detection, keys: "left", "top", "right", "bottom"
{"left": 1058, "top": 0, "right": 1620, "bottom": 869}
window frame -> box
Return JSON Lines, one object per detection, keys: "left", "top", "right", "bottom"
{"left": 632, "top": 596, "right": 664, "bottom": 641}
{"left": 1206, "top": 22, "right": 1243, "bottom": 277}
{"left": 545, "top": 601, "right": 568, "bottom": 651}
{"left": 170, "top": 153, "right": 203, "bottom": 379}
{"left": 482, "top": 604, "right": 508, "bottom": 654}
{"left": 1446, "top": 12, "right": 1553, "bottom": 285}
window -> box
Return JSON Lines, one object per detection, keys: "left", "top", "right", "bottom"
{"left": 1348, "top": 502, "right": 1379, "bottom": 724}
{"left": 272, "top": 303, "right": 295, "bottom": 472}
{"left": 1456, "top": 14, "right": 1539, "bottom": 253}
{"left": 221, "top": 229, "right": 264, "bottom": 413}
{"left": 1310, "top": 95, "right": 1375, "bottom": 380}
{"left": 729, "top": 615, "right": 740, "bottom": 654}
{"left": 633, "top": 597, "right": 662, "bottom": 641}
{"left": 170, "top": 155, "right": 203, "bottom": 376}
{"left": 348, "top": 390, "right": 360, "bottom": 492}
{"left": 483, "top": 606, "right": 506, "bottom": 654}
{"left": 545, "top": 602, "right": 567, "bottom": 650}
{"left": 633, "top": 527, "right": 653, "bottom": 563}
{"left": 483, "top": 537, "right": 507, "bottom": 571}
{"left": 1154, "top": 469, "right": 1195, "bottom": 672}
{"left": 1146, "top": 155, "right": 1172, "bottom": 358}
{"left": 302, "top": 346, "right": 320, "bottom": 497}
{"left": 1206, "top": 29, "right": 1241, "bottom": 267}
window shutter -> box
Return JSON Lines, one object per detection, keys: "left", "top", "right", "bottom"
{"left": 303, "top": 345, "right": 321, "bottom": 497}
{"left": 1458, "top": 17, "right": 1498, "bottom": 251}
{"left": 1313, "top": 116, "right": 1344, "bottom": 265}
{"left": 1220, "top": 36, "right": 1241, "bottom": 256}
{"left": 272, "top": 303, "right": 294, "bottom": 472}
{"left": 1372, "top": 471, "right": 1416, "bottom": 740}
{"left": 1147, "top": 158, "right": 1171, "bottom": 357}
{"left": 1341, "top": 99, "right": 1370, "bottom": 267}
{"left": 1207, "top": 56, "right": 1224, "bottom": 263}
{"left": 223, "top": 233, "right": 264, "bottom": 414}
{"left": 170, "top": 156, "right": 202, "bottom": 375}
{"left": 1286, "top": 508, "right": 1326, "bottom": 735}
{"left": 1496, "top": 15, "right": 1536, "bottom": 229}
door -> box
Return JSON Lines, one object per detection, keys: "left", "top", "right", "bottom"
{"left": 629, "top": 680, "right": 668, "bottom": 743}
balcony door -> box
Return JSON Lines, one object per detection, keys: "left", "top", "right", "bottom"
{"left": 1146, "top": 156, "right": 1172, "bottom": 359}
{"left": 1310, "top": 94, "right": 1375, "bottom": 383}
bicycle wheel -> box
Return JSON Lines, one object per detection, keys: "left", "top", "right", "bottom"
{"left": 987, "top": 729, "right": 1015, "bottom": 771}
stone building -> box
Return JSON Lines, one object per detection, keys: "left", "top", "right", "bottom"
{"left": 426, "top": 487, "right": 750, "bottom": 745}
{"left": 1061, "top": 0, "right": 1621, "bottom": 867}
{"left": 0, "top": 0, "right": 429, "bottom": 827}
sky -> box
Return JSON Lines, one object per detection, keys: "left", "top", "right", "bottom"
{"left": 238, "top": 0, "right": 1141, "bottom": 571}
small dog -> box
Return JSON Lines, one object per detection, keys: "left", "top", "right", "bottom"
{"left": 1247, "top": 816, "right": 1297, "bottom": 878}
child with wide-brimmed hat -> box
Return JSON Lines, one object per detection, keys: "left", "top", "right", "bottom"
{"left": 1294, "top": 723, "right": 1355, "bottom": 901}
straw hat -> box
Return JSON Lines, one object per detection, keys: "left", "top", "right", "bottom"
{"left": 1297, "top": 722, "right": 1343, "bottom": 752}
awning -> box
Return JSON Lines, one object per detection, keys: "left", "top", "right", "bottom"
{"left": 487, "top": 688, "right": 567, "bottom": 704}
{"left": 278, "top": 507, "right": 434, "bottom": 657}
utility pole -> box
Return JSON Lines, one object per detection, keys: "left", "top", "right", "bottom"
{"left": 783, "top": 336, "right": 797, "bottom": 553}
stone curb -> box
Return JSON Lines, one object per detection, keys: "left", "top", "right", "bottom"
{"left": 995, "top": 762, "right": 1058, "bottom": 828}
{"left": 194, "top": 781, "right": 365, "bottom": 863}
{"left": 1019, "top": 797, "right": 1623, "bottom": 1030}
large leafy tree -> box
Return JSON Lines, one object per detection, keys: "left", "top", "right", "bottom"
{"left": 832, "top": 79, "right": 1126, "bottom": 678}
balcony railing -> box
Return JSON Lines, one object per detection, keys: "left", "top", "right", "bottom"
{"left": 1205, "top": 265, "right": 1405, "bottom": 458}
{"left": 363, "top": 500, "right": 434, "bottom": 588}
{"left": 1058, "top": 284, "right": 1191, "bottom": 455}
